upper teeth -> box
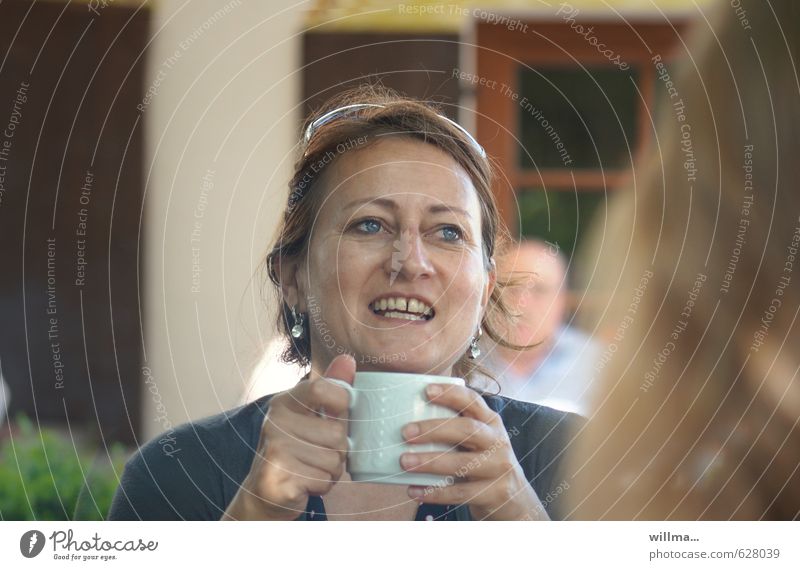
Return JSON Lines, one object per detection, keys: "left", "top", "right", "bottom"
{"left": 371, "top": 297, "right": 432, "bottom": 316}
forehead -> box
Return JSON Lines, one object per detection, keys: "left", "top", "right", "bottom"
{"left": 502, "top": 245, "right": 565, "bottom": 282}
{"left": 318, "top": 137, "right": 481, "bottom": 213}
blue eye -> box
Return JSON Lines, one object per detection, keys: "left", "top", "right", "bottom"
{"left": 440, "top": 226, "right": 463, "bottom": 242}
{"left": 356, "top": 219, "right": 383, "bottom": 234}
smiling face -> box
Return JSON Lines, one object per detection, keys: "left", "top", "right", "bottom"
{"left": 283, "top": 137, "right": 495, "bottom": 376}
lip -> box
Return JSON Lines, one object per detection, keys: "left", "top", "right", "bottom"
{"left": 367, "top": 292, "right": 437, "bottom": 323}
{"left": 368, "top": 309, "right": 432, "bottom": 325}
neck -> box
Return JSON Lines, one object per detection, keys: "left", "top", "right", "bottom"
{"left": 496, "top": 344, "right": 547, "bottom": 376}
{"left": 310, "top": 357, "right": 454, "bottom": 379}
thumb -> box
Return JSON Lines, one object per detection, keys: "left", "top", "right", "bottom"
{"left": 323, "top": 354, "right": 356, "bottom": 385}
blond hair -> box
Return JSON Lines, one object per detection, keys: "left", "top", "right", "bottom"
{"left": 569, "top": 0, "right": 800, "bottom": 520}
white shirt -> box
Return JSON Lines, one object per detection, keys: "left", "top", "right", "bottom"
{"left": 488, "top": 326, "right": 600, "bottom": 416}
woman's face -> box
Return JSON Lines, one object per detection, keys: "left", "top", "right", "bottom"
{"left": 288, "top": 137, "right": 494, "bottom": 375}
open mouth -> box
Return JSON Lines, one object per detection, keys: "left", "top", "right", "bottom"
{"left": 369, "top": 296, "right": 435, "bottom": 322}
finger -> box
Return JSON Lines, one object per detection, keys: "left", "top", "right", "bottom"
{"left": 400, "top": 450, "right": 511, "bottom": 479}
{"left": 317, "top": 354, "right": 357, "bottom": 418}
{"left": 286, "top": 354, "right": 357, "bottom": 416}
{"left": 407, "top": 479, "right": 491, "bottom": 508}
{"left": 273, "top": 408, "right": 348, "bottom": 456}
{"left": 245, "top": 454, "right": 334, "bottom": 516}
{"left": 299, "top": 462, "right": 342, "bottom": 496}
{"left": 425, "top": 383, "right": 499, "bottom": 425}
{"left": 320, "top": 354, "right": 357, "bottom": 385}
{"left": 272, "top": 455, "right": 339, "bottom": 498}
{"left": 272, "top": 439, "right": 345, "bottom": 480}
{"left": 402, "top": 417, "right": 496, "bottom": 451}
{"left": 284, "top": 377, "right": 351, "bottom": 418}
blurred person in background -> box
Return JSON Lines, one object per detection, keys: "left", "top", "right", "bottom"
{"left": 568, "top": 0, "right": 800, "bottom": 519}
{"left": 487, "top": 239, "right": 599, "bottom": 415}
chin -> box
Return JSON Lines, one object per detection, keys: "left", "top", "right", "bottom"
{"left": 355, "top": 352, "right": 455, "bottom": 376}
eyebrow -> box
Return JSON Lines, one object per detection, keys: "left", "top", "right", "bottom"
{"left": 343, "top": 197, "right": 472, "bottom": 219}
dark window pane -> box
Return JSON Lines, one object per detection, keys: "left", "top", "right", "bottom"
{"left": 517, "top": 66, "right": 639, "bottom": 170}
{"left": 517, "top": 188, "right": 606, "bottom": 259}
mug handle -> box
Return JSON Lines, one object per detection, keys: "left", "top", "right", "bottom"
{"left": 322, "top": 377, "right": 357, "bottom": 409}
{"left": 321, "top": 377, "right": 357, "bottom": 453}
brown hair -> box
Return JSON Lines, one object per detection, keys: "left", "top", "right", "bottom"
{"left": 568, "top": 0, "right": 800, "bottom": 519}
{"left": 266, "top": 84, "right": 522, "bottom": 385}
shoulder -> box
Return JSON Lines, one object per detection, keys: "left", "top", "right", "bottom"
{"left": 183, "top": 394, "right": 273, "bottom": 447}
{"left": 481, "top": 393, "right": 586, "bottom": 438}
{"left": 480, "top": 394, "right": 585, "bottom": 463}
{"left": 136, "top": 394, "right": 272, "bottom": 469}
{"left": 107, "top": 395, "right": 274, "bottom": 520}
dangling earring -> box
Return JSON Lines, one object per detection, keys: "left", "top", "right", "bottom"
{"left": 468, "top": 326, "right": 482, "bottom": 359}
{"left": 290, "top": 306, "right": 305, "bottom": 339}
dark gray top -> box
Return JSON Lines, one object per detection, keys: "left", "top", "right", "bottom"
{"left": 108, "top": 393, "right": 583, "bottom": 521}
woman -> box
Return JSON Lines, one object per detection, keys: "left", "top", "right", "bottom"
{"left": 109, "top": 86, "right": 583, "bottom": 521}
{"left": 568, "top": 0, "right": 800, "bottom": 520}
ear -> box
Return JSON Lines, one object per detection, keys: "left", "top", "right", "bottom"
{"left": 276, "top": 255, "right": 308, "bottom": 312}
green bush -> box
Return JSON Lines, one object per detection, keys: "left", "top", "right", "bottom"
{"left": 0, "top": 414, "right": 128, "bottom": 520}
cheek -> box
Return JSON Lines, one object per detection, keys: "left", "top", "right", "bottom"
{"left": 313, "top": 240, "right": 379, "bottom": 304}
{"left": 305, "top": 243, "right": 342, "bottom": 305}
{"left": 448, "top": 255, "right": 488, "bottom": 311}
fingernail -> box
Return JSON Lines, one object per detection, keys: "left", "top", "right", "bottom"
{"left": 408, "top": 487, "right": 424, "bottom": 499}
{"left": 401, "top": 453, "right": 419, "bottom": 468}
{"left": 426, "top": 384, "right": 442, "bottom": 397}
{"left": 402, "top": 423, "right": 419, "bottom": 439}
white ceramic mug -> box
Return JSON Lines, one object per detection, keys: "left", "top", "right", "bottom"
{"left": 325, "top": 371, "right": 465, "bottom": 486}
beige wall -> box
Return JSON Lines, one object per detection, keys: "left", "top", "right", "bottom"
{"left": 142, "top": 0, "right": 302, "bottom": 440}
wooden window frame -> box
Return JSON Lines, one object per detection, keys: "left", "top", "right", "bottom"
{"left": 474, "top": 19, "right": 687, "bottom": 227}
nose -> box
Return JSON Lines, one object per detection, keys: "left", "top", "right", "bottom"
{"left": 385, "top": 229, "right": 435, "bottom": 283}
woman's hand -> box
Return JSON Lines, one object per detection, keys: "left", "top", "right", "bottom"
{"left": 222, "top": 355, "right": 355, "bottom": 520}
{"left": 400, "top": 383, "right": 549, "bottom": 521}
